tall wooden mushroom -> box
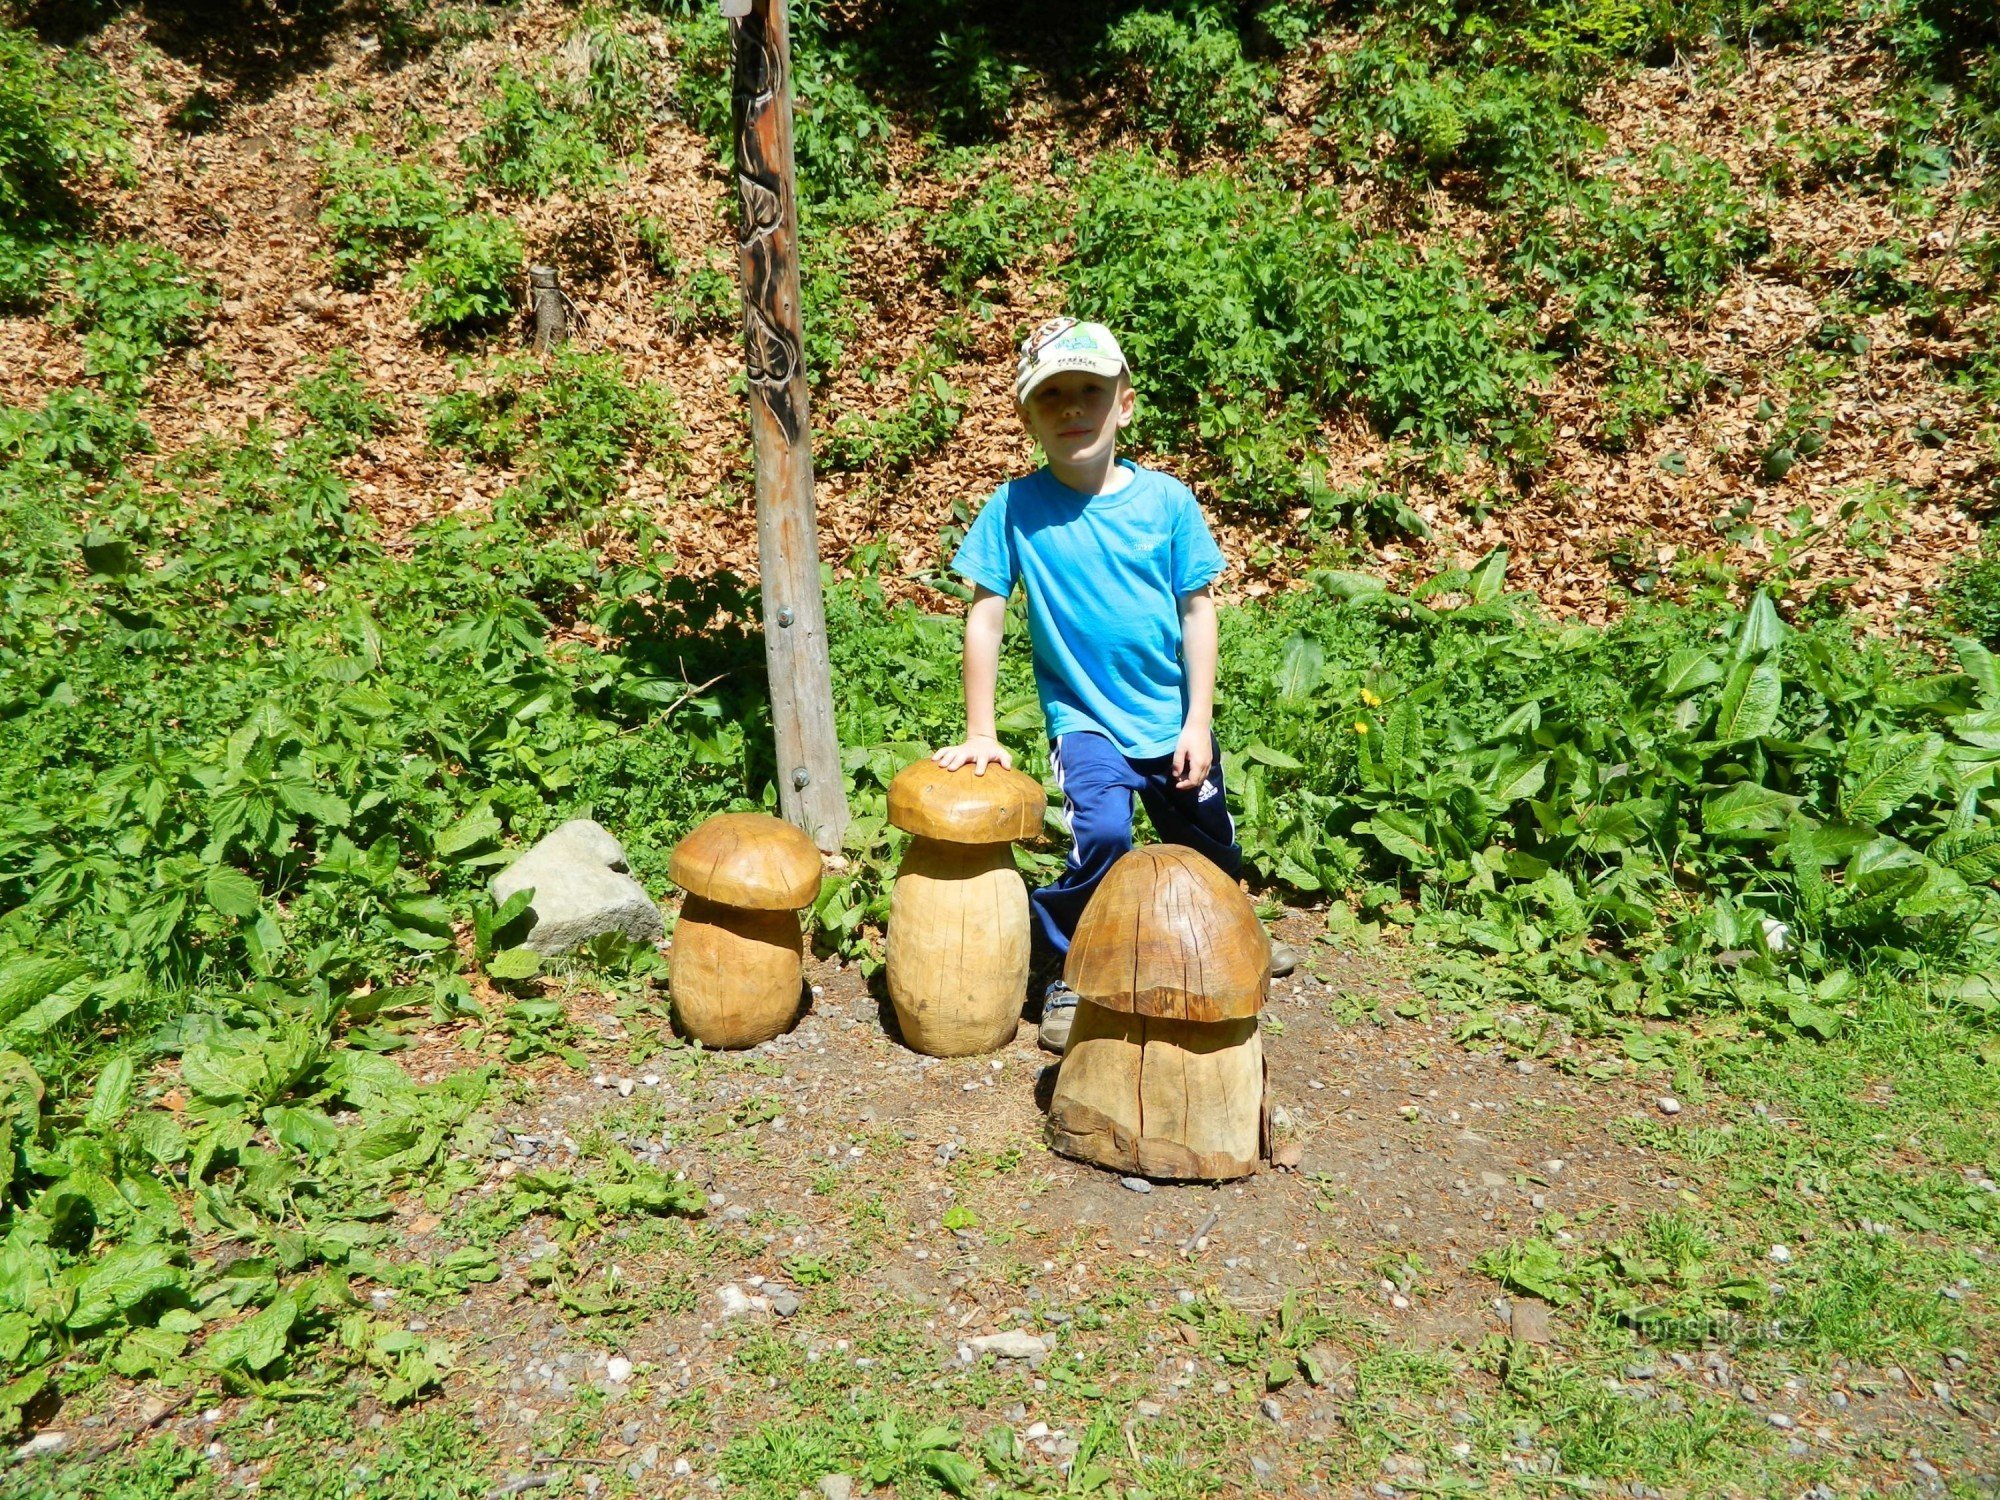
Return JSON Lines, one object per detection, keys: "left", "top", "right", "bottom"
{"left": 1046, "top": 845, "right": 1270, "bottom": 1180}
{"left": 884, "top": 759, "right": 1046, "bottom": 1057}
{"left": 668, "top": 812, "right": 822, "bottom": 1049}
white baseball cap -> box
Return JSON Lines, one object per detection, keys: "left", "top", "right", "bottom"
{"left": 1014, "top": 317, "right": 1127, "bottom": 403}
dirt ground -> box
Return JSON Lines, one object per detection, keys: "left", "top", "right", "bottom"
{"left": 72, "top": 908, "right": 1998, "bottom": 1497}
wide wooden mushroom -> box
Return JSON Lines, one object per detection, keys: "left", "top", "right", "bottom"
{"left": 884, "top": 758, "right": 1046, "bottom": 1056}
{"left": 668, "top": 812, "right": 822, "bottom": 1049}
{"left": 1046, "top": 844, "right": 1270, "bottom": 1180}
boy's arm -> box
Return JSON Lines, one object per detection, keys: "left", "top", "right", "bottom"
{"left": 1173, "top": 586, "right": 1218, "bottom": 790}
{"left": 932, "top": 586, "right": 1013, "bottom": 773}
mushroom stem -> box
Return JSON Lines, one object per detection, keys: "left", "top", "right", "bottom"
{"left": 886, "top": 834, "right": 1030, "bottom": 1057}
{"left": 671, "top": 894, "right": 804, "bottom": 1049}
{"left": 1047, "top": 999, "right": 1264, "bottom": 1181}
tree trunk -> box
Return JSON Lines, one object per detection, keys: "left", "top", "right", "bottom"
{"left": 1046, "top": 1000, "right": 1265, "bottom": 1180}
{"left": 730, "top": 0, "right": 849, "bottom": 852}
{"left": 886, "top": 836, "right": 1029, "bottom": 1056}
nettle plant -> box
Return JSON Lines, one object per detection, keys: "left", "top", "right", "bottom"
{"left": 1221, "top": 560, "right": 2000, "bottom": 1037}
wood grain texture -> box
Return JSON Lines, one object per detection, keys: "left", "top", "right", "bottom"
{"left": 886, "top": 759, "right": 1045, "bottom": 844}
{"left": 1045, "top": 1000, "right": 1263, "bottom": 1180}
{"left": 669, "top": 812, "right": 822, "bottom": 910}
{"left": 730, "top": 0, "right": 848, "bottom": 851}
{"left": 670, "top": 895, "right": 804, "bottom": 1048}
{"left": 886, "top": 836, "right": 1029, "bottom": 1057}
{"left": 1062, "top": 845, "right": 1269, "bottom": 1021}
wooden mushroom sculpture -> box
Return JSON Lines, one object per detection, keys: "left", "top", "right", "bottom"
{"left": 1046, "top": 845, "right": 1270, "bottom": 1180}
{"left": 885, "top": 759, "right": 1047, "bottom": 1057}
{"left": 668, "top": 812, "right": 822, "bottom": 1049}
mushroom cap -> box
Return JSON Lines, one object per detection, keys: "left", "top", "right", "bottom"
{"left": 669, "top": 812, "right": 823, "bottom": 910}
{"left": 887, "top": 758, "right": 1046, "bottom": 844}
{"left": 1063, "top": 845, "right": 1269, "bottom": 1022}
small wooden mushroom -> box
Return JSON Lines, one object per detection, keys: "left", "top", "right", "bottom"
{"left": 668, "top": 812, "right": 822, "bottom": 1049}
{"left": 884, "top": 758, "right": 1046, "bottom": 1057}
{"left": 1046, "top": 845, "right": 1270, "bottom": 1180}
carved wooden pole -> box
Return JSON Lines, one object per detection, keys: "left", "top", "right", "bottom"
{"left": 726, "top": 0, "right": 849, "bottom": 852}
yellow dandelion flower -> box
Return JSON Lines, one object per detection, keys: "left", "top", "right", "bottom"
{"left": 1360, "top": 688, "right": 1381, "bottom": 707}
{"left": 1354, "top": 721, "right": 1370, "bottom": 735}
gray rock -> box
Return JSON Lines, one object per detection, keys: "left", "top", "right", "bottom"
{"left": 817, "top": 1477, "right": 853, "bottom": 1500}
{"left": 492, "top": 819, "right": 663, "bottom": 954}
{"left": 1120, "top": 1176, "right": 1153, "bottom": 1193}
{"left": 968, "top": 1331, "right": 1049, "bottom": 1359}
{"left": 770, "top": 1290, "right": 800, "bottom": 1317}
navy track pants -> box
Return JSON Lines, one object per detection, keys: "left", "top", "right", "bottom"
{"left": 1030, "top": 729, "right": 1241, "bottom": 959}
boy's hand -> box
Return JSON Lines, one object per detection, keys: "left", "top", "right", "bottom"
{"left": 1171, "top": 724, "right": 1213, "bottom": 791}
{"left": 934, "top": 735, "right": 1014, "bottom": 774}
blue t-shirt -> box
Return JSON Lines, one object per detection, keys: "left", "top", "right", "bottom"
{"left": 951, "top": 461, "right": 1226, "bottom": 759}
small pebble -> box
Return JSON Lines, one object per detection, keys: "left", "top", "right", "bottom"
{"left": 1121, "top": 1176, "right": 1152, "bottom": 1193}
{"left": 1257, "top": 1396, "right": 1283, "bottom": 1423}
{"left": 605, "top": 1356, "right": 633, "bottom": 1384}
{"left": 1768, "top": 1412, "right": 1795, "bottom": 1429}
{"left": 1767, "top": 1244, "right": 1792, "bottom": 1263}
{"left": 1657, "top": 1097, "right": 1683, "bottom": 1116}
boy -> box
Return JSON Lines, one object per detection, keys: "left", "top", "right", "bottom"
{"left": 933, "top": 318, "right": 1292, "bottom": 1054}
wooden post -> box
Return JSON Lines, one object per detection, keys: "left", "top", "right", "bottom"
{"left": 528, "top": 265, "right": 568, "bottom": 353}
{"left": 727, "top": 0, "right": 849, "bottom": 853}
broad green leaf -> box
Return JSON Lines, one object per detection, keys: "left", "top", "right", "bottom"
{"left": 1956, "top": 637, "right": 2000, "bottom": 704}
{"left": 1274, "top": 635, "right": 1325, "bottom": 705}
{"left": 126, "top": 1110, "right": 187, "bottom": 1166}
{"left": 1714, "top": 657, "right": 1782, "bottom": 743}
{"left": 180, "top": 1044, "right": 249, "bottom": 1104}
{"left": 1382, "top": 701, "right": 1420, "bottom": 780}
{"left": 1785, "top": 999, "right": 1841, "bottom": 1039}
{"left": 5, "top": 976, "right": 90, "bottom": 1039}
{"left": 266, "top": 1104, "right": 341, "bottom": 1159}
{"left": 1315, "top": 569, "right": 1385, "bottom": 599}
{"left": 435, "top": 802, "right": 503, "bottom": 861}
{"left": 1730, "top": 590, "right": 1786, "bottom": 662}
{"left": 1469, "top": 547, "right": 1509, "bottom": 604}
{"left": 1357, "top": 812, "right": 1431, "bottom": 866}
{"left": 66, "top": 1244, "right": 184, "bottom": 1331}
{"left": 1655, "top": 648, "right": 1722, "bottom": 699}
{"left": 1577, "top": 800, "right": 1659, "bottom": 853}
{"left": 1931, "top": 823, "right": 2000, "bottom": 882}
{"left": 1484, "top": 752, "right": 1547, "bottom": 804}
{"left": 0, "top": 957, "right": 91, "bottom": 1029}
{"left": 1702, "top": 783, "right": 1800, "bottom": 836}
{"left": 487, "top": 946, "right": 543, "bottom": 981}
{"left": 923, "top": 1451, "right": 980, "bottom": 1497}
{"left": 1240, "top": 741, "right": 1303, "bottom": 770}
{"left": 1840, "top": 734, "right": 1942, "bottom": 827}
{"left": 199, "top": 1292, "right": 297, "bottom": 1373}
{"left": 203, "top": 865, "right": 262, "bottom": 920}
{"left": 85, "top": 1054, "right": 135, "bottom": 1133}
{"left": 1949, "top": 708, "right": 2000, "bottom": 749}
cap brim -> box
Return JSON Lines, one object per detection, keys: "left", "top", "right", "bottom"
{"left": 1016, "top": 352, "right": 1127, "bottom": 402}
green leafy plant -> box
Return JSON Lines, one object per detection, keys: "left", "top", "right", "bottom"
{"left": 315, "top": 137, "right": 455, "bottom": 287}
{"left": 52, "top": 240, "right": 214, "bottom": 395}
{"left": 1063, "top": 152, "right": 1546, "bottom": 502}
{"left": 405, "top": 213, "right": 524, "bottom": 333}
{"left": 464, "top": 67, "right": 616, "bottom": 198}
{"left": 1102, "top": 6, "right": 1275, "bottom": 155}
{"left": 0, "top": 26, "right": 123, "bottom": 306}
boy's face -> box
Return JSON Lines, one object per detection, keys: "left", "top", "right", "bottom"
{"left": 1019, "top": 370, "right": 1134, "bottom": 468}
